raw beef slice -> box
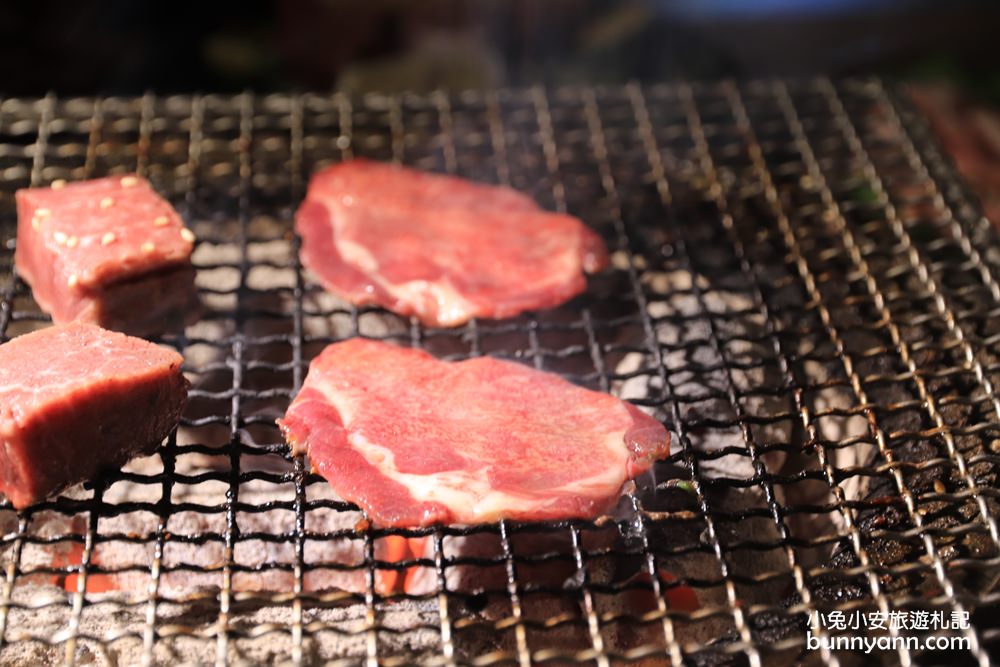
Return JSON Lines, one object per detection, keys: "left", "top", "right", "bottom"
{"left": 296, "top": 159, "right": 608, "bottom": 327}
{"left": 0, "top": 323, "right": 188, "bottom": 508}
{"left": 278, "top": 338, "right": 669, "bottom": 527}
{"left": 16, "top": 175, "right": 198, "bottom": 336}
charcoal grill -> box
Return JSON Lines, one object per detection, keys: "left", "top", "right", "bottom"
{"left": 1, "top": 78, "right": 999, "bottom": 666}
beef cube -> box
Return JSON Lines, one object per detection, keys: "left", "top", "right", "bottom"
{"left": 15, "top": 175, "right": 198, "bottom": 337}
{"left": 0, "top": 323, "right": 188, "bottom": 508}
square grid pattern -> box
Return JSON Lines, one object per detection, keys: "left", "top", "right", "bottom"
{"left": 0, "top": 79, "right": 998, "bottom": 666}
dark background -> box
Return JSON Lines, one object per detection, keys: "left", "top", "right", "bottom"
{"left": 1, "top": 0, "right": 999, "bottom": 100}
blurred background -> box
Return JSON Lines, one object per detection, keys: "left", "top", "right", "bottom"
{"left": 0, "top": 0, "right": 997, "bottom": 97}
{"left": 2, "top": 0, "right": 999, "bottom": 219}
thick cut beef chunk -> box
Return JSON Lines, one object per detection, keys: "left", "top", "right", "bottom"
{"left": 279, "top": 338, "right": 669, "bottom": 527}
{"left": 0, "top": 323, "right": 188, "bottom": 508}
{"left": 16, "top": 175, "right": 197, "bottom": 336}
{"left": 296, "top": 159, "right": 608, "bottom": 327}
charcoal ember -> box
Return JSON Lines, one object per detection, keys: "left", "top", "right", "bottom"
{"left": 0, "top": 470, "right": 448, "bottom": 664}
{"left": 592, "top": 484, "right": 797, "bottom": 659}
{"left": 610, "top": 264, "right": 882, "bottom": 660}
{"left": 745, "top": 539, "right": 868, "bottom": 644}
{"left": 3, "top": 454, "right": 368, "bottom": 601}
{"left": 614, "top": 272, "right": 787, "bottom": 535}
{"left": 840, "top": 322, "right": 1000, "bottom": 597}
{"left": 611, "top": 264, "right": 873, "bottom": 491}
{"left": 399, "top": 482, "right": 788, "bottom": 655}
{"left": 404, "top": 522, "right": 620, "bottom": 598}
{"left": 0, "top": 501, "right": 89, "bottom": 590}
{"left": 0, "top": 582, "right": 444, "bottom": 666}
{"left": 762, "top": 327, "right": 1000, "bottom": 644}
{"left": 95, "top": 474, "right": 368, "bottom": 597}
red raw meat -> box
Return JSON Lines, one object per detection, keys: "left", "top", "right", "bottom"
{"left": 0, "top": 323, "right": 188, "bottom": 508}
{"left": 296, "top": 160, "right": 608, "bottom": 327}
{"left": 16, "top": 175, "right": 198, "bottom": 336}
{"left": 278, "top": 338, "right": 668, "bottom": 527}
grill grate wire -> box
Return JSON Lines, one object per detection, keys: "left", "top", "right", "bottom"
{"left": 0, "top": 79, "right": 997, "bottom": 665}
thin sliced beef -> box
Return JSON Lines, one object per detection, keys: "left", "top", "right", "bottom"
{"left": 16, "top": 175, "right": 198, "bottom": 337}
{"left": 296, "top": 160, "right": 608, "bottom": 327}
{"left": 278, "top": 338, "right": 669, "bottom": 527}
{"left": 0, "top": 323, "right": 188, "bottom": 508}
{"left": 306, "top": 158, "right": 540, "bottom": 213}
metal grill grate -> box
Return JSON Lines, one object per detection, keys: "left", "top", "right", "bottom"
{"left": 0, "top": 78, "right": 999, "bottom": 666}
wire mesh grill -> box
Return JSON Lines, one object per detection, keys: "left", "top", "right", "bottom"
{"left": 0, "top": 78, "right": 999, "bottom": 666}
